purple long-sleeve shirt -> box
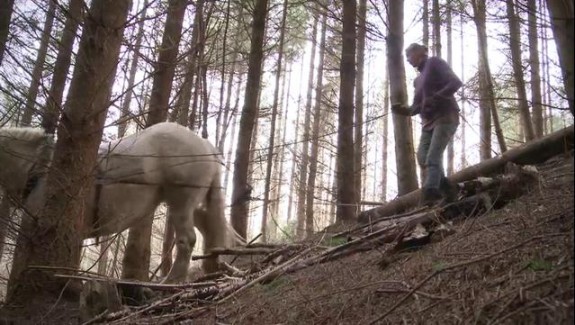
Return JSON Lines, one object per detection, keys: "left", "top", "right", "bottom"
{"left": 409, "top": 56, "right": 463, "bottom": 130}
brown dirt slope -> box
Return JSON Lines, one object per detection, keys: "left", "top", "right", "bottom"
{"left": 190, "top": 152, "right": 574, "bottom": 325}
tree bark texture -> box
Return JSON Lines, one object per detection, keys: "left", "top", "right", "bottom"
{"left": 117, "top": 0, "right": 148, "bottom": 138}
{"left": 336, "top": 0, "right": 357, "bottom": 223}
{"left": 387, "top": 0, "right": 419, "bottom": 196}
{"left": 231, "top": 0, "right": 269, "bottom": 239}
{"left": 21, "top": 0, "right": 56, "bottom": 127}
{"left": 0, "top": 0, "right": 14, "bottom": 65}
{"left": 296, "top": 11, "right": 318, "bottom": 237}
{"left": 7, "top": 0, "right": 131, "bottom": 305}
{"left": 527, "top": 0, "right": 544, "bottom": 138}
{"left": 354, "top": 0, "right": 366, "bottom": 204}
{"left": 261, "top": 0, "right": 288, "bottom": 242}
{"left": 507, "top": 0, "right": 536, "bottom": 141}
{"left": 42, "top": 0, "right": 84, "bottom": 134}
{"left": 472, "top": 0, "right": 507, "bottom": 158}
{"left": 305, "top": 8, "right": 327, "bottom": 238}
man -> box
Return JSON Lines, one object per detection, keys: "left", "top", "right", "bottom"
{"left": 391, "top": 43, "right": 463, "bottom": 206}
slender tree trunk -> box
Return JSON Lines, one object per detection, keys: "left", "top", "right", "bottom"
{"left": 336, "top": 0, "right": 357, "bottom": 223}
{"left": 507, "top": 0, "right": 536, "bottom": 141}
{"left": 261, "top": 0, "right": 288, "bottom": 242}
{"left": 42, "top": 0, "right": 83, "bottom": 134}
{"left": 545, "top": 0, "right": 574, "bottom": 115}
{"left": 147, "top": 0, "right": 188, "bottom": 125}
{"left": 527, "top": 0, "right": 544, "bottom": 138}
{"left": 7, "top": 0, "right": 130, "bottom": 304}
{"left": 472, "top": 0, "right": 507, "bottom": 158}
{"left": 354, "top": 0, "right": 366, "bottom": 204}
{"left": 0, "top": 0, "right": 14, "bottom": 65}
{"left": 296, "top": 12, "right": 318, "bottom": 237}
{"left": 160, "top": 213, "right": 174, "bottom": 277}
{"left": 122, "top": 0, "right": 187, "bottom": 282}
{"left": 381, "top": 74, "right": 389, "bottom": 202}
{"left": 432, "top": 0, "right": 441, "bottom": 57}
{"left": 271, "top": 65, "right": 292, "bottom": 227}
{"left": 306, "top": 8, "right": 327, "bottom": 237}
{"left": 230, "top": 0, "right": 269, "bottom": 239}
{"left": 215, "top": 0, "right": 232, "bottom": 146}
{"left": 175, "top": 0, "right": 203, "bottom": 128}
{"left": 218, "top": 55, "right": 239, "bottom": 151}
{"left": 223, "top": 73, "right": 243, "bottom": 200}
{"left": 446, "top": 3, "right": 455, "bottom": 175}
{"left": 21, "top": 0, "right": 56, "bottom": 126}
{"left": 387, "top": 0, "right": 419, "bottom": 196}
{"left": 422, "top": 0, "right": 429, "bottom": 48}
{"left": 117, "top": 0, "right": 148, "bottom": 137}
{"left": 460, "top": 9, "right": 467, "bottom": 168}
{"left": 286, "top": 65, "right": 304, "bottom": 223}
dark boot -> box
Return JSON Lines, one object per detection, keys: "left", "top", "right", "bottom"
{"left": 439, "top": 177, "right": 459, "bottom": 203}
{"left": 421, "top": 187, "right": 442, "bottom": 207}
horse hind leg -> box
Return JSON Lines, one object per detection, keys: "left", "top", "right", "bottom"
{"left": 162, "top": 189, "right": 204, "bottom": 284}
{"left": 195, "top": 175, "right": 227, "bottom": 274}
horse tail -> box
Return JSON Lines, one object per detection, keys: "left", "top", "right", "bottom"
{"left": 206, "top": 169, "right": 245, "bottom": 247}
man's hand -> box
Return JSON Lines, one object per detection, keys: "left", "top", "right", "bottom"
{"left": 391, "top": 104, "right": 411, "bottom": 116}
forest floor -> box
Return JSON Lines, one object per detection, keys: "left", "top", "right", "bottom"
{"left": 192, "top": 151, "right": 575, "bottom": 325}
{"left": 1, "top": 151, "right": 573, "bottom": 325}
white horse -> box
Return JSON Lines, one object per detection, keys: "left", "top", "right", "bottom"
{"left": 0, "top": 122, "right": 238, "bottom": 283}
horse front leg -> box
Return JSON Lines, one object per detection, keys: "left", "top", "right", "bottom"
{"left": 162, "top": 210, "right": 196, "bottom": 284}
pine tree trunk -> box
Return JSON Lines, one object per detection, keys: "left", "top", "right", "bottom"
{"left": 460, "top": 9, "right": 467, "bottom": 168}
{"left": 261, "top": 0, "right": 288, "bottom": 242}
{"left": 446, "top": 3, "right": 455, "bottom": 175}
{"left": 305, "top": 8, "right": 327, "bottom": 237}
{"left": 296, "top": 12, "right": 319, "bottom": 237}
{"left": 422, "top": 0, "right": 429, "bottom": 48}
{"left": 545, "top": 0, "right": 574, "bottom": 115}
{"left": 432, "top": 0, "right": 441, "bottom": 57}
{"left": 122, "top": 0, "right": 188, "bottom": 282}
{"left": 271, "top": 64, "right": 292, "bottom": 227}
{"left": 215, "top": 0, "right": 232, "bottom": 146}
{"left": 174, "top": 1, "right": 203, "bottom": 128}
{"left": 528, "top": 0, "right": 544, "bottom": 138}
{"left": 507, "top": 0, "right": 536, "bottom": 141}
{"left": 231, "top": 0, "right": 269, "bottom": 239}
{"left": 117, "top": 0, "right": 147, "bottom": 137}
{"left": 472, "top": 0, "right": 507, "bottom": 159}
{"left": 336, "top": 0, "right": 357, "bottom": 223}
{"left": 286, "top": 70, "right": 303, "bottom": 223}
{"left": 381, "top": 75, "right": 389, "bottom": 202}
{"left": 7, "top": 0, "right": 131, "bottom": 305}
{"left": 222, "top": 73, "right": 243, "bottom": 200}
{"left": 387, "top": 0, "right": 419, "bottom": 195}
{"left": 354, "top": 0, "right": 366, "bottom": 204}
{"left": 20, "top": 0, "right": 56, "bottom": 126}
{"left": 0, "top": 0, "right": 14, "bottom": 65}
{"left": 42, "top": 0, "right": 83, "bottom": 134}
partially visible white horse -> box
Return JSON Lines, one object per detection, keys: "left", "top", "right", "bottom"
{"left": 0, "top": 122, "right": 237, "bottom": 283}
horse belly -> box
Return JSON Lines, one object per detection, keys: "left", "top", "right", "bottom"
{"left": 91, "top": 184, "right": 159, "bottom": 237}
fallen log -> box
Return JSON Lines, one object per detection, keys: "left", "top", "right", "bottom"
{"left": 358, "top": 125, "right": 573, "bottom": 224}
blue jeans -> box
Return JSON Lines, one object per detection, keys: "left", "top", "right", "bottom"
{"left": 417, "top": 123, "right": 458, "bottom": 191}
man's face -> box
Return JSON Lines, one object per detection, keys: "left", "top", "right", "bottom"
{"left": 406, "top": 49, "right": 425, "bottom": 68}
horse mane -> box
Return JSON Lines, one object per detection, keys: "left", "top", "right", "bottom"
{"left": 0, "top": 127, "right": 47, "bottom": 143}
